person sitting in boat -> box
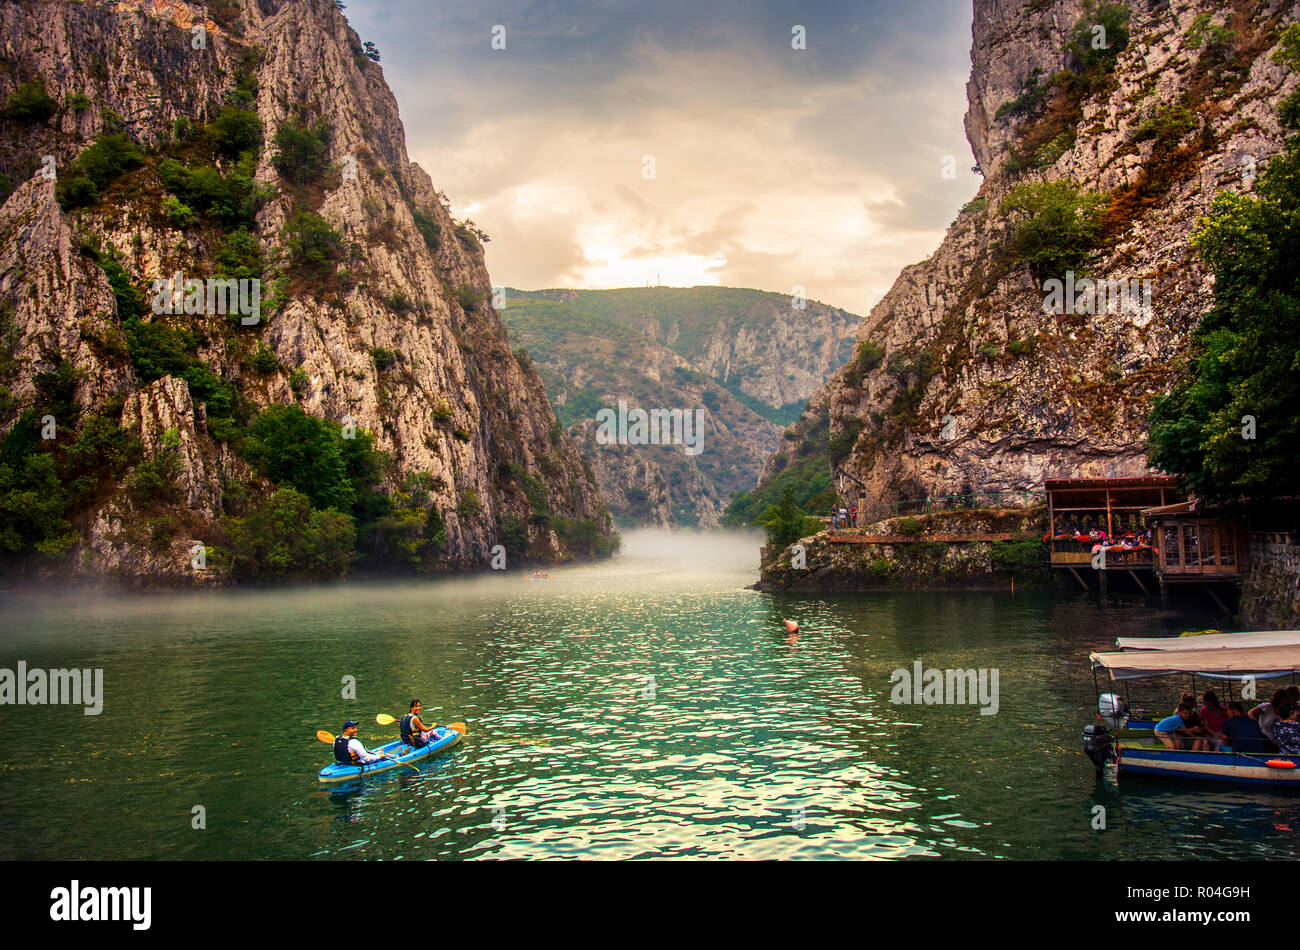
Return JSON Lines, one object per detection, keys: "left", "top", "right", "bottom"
{"left": 400, "top": 698, "right": 438, "bottom": 749}
{"left": 1248, "top": 688, "right": 1297, "bottom": 748}
{"left": 1154, "top": 704, "right": 1211, "bottom": 751}
{"left": 1221, "top": 701, "right": 1267, "bottom": 753}
{"left": 1273, "top": 703, "right": 1300, "bottom": 755}
{"left": 1199, "top": 691, "right": 1229, "bottom": 734}
{"left": 334, "top": 720, "right": 386, "bottom": 767}
{"left": 1176, "top": 694, "right": 1214, "bottom": 738}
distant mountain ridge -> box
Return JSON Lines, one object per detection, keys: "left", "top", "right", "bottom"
{"left": 500, "top": 287, "right": 859, "bottom": 527}
{"left": 511, "top": 287, "right": 858, "bottom": 423}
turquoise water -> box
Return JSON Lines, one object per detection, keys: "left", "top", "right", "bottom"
{"left": 0, "top": 530, "right": 1291, "bottom": 860}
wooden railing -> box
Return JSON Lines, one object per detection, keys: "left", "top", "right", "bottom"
{"left": 1049, "top": 547, "right": 1154, "bottom": 568}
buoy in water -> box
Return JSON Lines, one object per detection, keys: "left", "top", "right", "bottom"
{"left": 783, "top": 619, "right": 799, "bottom": 634}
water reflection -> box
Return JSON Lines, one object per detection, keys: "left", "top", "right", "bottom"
{"left": 1, "top": 529, "right": 1288, "bottom": 860}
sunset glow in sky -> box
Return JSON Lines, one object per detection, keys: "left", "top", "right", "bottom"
{"left": 349, "top": 0, "right": 979, "bottom": 314}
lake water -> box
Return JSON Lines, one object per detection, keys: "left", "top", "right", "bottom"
{"left": 1, "top": 529, "right": 1292, "bottom": 860}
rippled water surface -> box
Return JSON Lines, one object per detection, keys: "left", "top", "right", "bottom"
{"left": 1, "top": 530, "right": 1294, "bottom": 860}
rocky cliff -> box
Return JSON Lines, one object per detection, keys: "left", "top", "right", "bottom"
{"left": 501, "top": 288, "right": 859, "bottom": 528}
{"left": 514, "top": 287, "right": 859, "bottom": 416}
{"left": 0, "top": 0, "right": 612, "bottom": 585}
{"left": 764, "top": 0, "right": 1298, "bottom": 511}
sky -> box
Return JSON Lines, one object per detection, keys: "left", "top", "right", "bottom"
{"left": 345, "top": 0, "right": 980, "bottom": 315}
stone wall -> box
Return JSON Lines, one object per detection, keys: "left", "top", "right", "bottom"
{"left": 1240, "top": 533, "right": 1300, "bottom": 629}
{"left": 754, "top": 506, "right": 1050, "bottom": 591}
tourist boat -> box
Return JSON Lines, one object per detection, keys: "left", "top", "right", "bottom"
{"left": 1086, "top": 632, "right": 1300, "bottom": 787}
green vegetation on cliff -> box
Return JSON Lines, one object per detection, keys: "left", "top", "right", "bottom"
{"left": 1147, "top": 95, "right": 1300, "bottom": 501}
{"left": 755, "top": 487, "right": 823, "bottom": 549}
{"left": 225, "top": 405, "right": 485, "bottom": 577}
{"left": 0, "top": 364, "right": 141, "bottom": 563}
{"left": 724, "top": 404, "right": 833, "bottom": 526}
{"left": 998, "top": 180, "right": 1108, "bottom": 277}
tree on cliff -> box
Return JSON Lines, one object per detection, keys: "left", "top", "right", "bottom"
{"left": 758, "top": 488, "right": 823, "bottom": 550}
{"left": 1147, "top": 100, "right": 1300, "bottom": 501}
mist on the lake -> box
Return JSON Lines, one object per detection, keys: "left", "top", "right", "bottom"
{"left": 0, "top": 529, "right": 767, "bottom": 647}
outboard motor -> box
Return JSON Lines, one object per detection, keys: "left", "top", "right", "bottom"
{"left": 1082, "top": 723, "right": 1114, "bottom": 778}
{"left": 1098, "top": 692, "right": 1128, "bottom": 731}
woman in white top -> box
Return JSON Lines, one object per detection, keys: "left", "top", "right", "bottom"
{"left": 1250, "top": 688, "right": 1297, "bottom": 741}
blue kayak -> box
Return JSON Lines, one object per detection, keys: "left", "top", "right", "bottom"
{"left": 317, "top": 726, "right": 463, "bottom": 783}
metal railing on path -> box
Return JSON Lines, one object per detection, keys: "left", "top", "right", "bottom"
{"left": 818, "top": 490, "right": 1045, "bottom": 528}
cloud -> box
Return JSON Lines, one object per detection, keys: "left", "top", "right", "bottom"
{"left": 353, "top": 0, "right": 978, "bottom": 312}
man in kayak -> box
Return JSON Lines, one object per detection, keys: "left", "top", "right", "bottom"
{"left": 400, "top": 699, "right": 439, "bottom": 749}
{"left": 334, "top": 720, "right": 387, "bottom": 767}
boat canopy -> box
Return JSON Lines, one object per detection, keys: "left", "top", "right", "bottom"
{"left": 1115, "top": 630, "right": 1300, "bottom": 652}
{"left": 1091, "top": 644, "right": 1300, "bottom": 681}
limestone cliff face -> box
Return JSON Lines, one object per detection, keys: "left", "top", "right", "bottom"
{"left": 639, "top": 294, "right": 858, "bottom": 410}
{"left": 768, "top": 0, "right": 1297, "bottom": 509}
{"left": 516, "top": 309, "right": 781, "bottom": 529}
{"left": 516, "top": 287, "right": 859, "bottom": 412}
{"left": 0, "top": 0, "right": 610, "bottom": 584}
{"left": 500, "top": 288, "right": 853, "bottom": 528}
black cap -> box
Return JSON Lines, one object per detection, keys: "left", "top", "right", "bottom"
{"left": 342, "top": 720, "right": 359, "bottom": 730}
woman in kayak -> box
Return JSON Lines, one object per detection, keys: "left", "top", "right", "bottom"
{"left": 400, "top": 699, "right": 438, "bottom": 749}
{"left": 334, "top": 720, "right": 386, "bottom": 766}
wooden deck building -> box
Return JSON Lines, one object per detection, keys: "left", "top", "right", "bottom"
{"left": 1044, "top": 476, "right": 1248, "bottom": 610}
{"left": 1044, "top": 476, "right": 1178, "bottom": 593}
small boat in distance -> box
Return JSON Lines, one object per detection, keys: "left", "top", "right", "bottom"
{"left": 1086, "top": 635, "right": 1300, "bottom": 788}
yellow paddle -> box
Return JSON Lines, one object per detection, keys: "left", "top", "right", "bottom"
{"left": 315, "top": 730, "right": 421, "bottom": 773}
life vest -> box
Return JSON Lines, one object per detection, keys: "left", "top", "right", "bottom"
{"left": 333, "top": 735, "right": 358, "bottom": 766}
{"left": 400, "top": 714, "right": 417, "bottom": 744}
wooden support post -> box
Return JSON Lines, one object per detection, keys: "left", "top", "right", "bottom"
{"left": 1204, "top": 584, "right": 1231, "bottom": 616}
{"left": 1128, "top": 569, "right": 1148, "bottom": 594}
{"left": 1047, "top": 490, "right": 1055, "bottom": 562}
{"left": 1069, "top": 567, "right": 1091, "bottom": 592}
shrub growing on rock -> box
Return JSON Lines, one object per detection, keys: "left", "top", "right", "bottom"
{"left": 3, "top": 80, "right": 57, "bottom": 122}
{"left": 56, "top": 133, "right": 144, "bottom": 210}
{"left": 998, "top": 180, "right": 1108, "bottom": 278}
